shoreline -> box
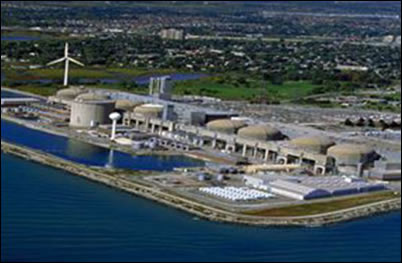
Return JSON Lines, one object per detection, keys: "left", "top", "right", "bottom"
{"left": 2, "top": 140, "right": 400, "bottom": 227}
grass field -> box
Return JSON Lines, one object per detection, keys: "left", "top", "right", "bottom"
{"left": 12, "top": 85, "right": 61, "bottom": 97}
{"left": 244, "top": 191, "right": 400, "bottom": 217}
{"left": 175, "top": 77, "right": 319, "bottom": 101}
{"left": 4, "top": 66, "right": 321, "bottom": 102}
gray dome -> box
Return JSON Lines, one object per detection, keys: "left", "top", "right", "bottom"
{"left": 238, "top": 125, "right": 285, "bottom": 141}
{"left": 115, "top": 100, "right": 143, "bottom": 111}
{"left": 134, "top": 104, "right": 164, "bottom": 118}
{"left": 290, "top": 136, "right": 335, "bottom": 154}
{"left": 328, "top": 144, "right": 378, "bottom": 166}
{"left": 56, "top": 87, "right": 86, "bottom": 100}
{"left": 206, "top": 119, "right": 247, "bottom": 134}
{"left": 75, "top": 93, "right": 111, "bottom": 102}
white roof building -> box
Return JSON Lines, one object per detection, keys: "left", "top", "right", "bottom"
{"left": 243, "top": 174, "right": 386, "bottom": 200}
{"left": 269, "top": 180, "right": 331, "bottom": 200}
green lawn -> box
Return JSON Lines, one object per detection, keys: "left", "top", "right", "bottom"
{"left": 245, "top": 191, "right": 400, "bottom": 217}
{"left": 31, "top": 68, "right": 115, "bottom": 79}
{"left": 12, "top": 85, "right": 61, "bottom": 97}
{"left": 4, "top": 67, "right": 321, "bottom": 102}
{"left": 174, "top": 78, "right": 319, "bottom": 101}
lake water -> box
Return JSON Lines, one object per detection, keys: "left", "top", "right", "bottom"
{"left": 1, "top": 153, "right": 401, "bottom": 262}
{"left": 1, "top": 90, "right": 31, "bottom": 99}
{"left": 1, "top": 119, "right": 204, "bottom": 171}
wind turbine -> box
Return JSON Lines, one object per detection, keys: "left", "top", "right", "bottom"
{"left": 47, "top": 43, "right": 84, "bottom": 87}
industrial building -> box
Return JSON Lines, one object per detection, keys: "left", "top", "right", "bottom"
{"left": 115, "top": 99, "right": 143, "bottom": 112}
{"left": 244, "top": 174, "right": 386, "bottom": 200}
{"left": 269, "top": 180, "right": 331, "bottom": 200}
{"left": 149, "top": 76, "right": 172, "bottom": 100}
{"left": 206, "top": 119, "right": 247, "bottom": 134}
{"left": 134, "top": 104, "right": 165, "bottom": 119}
{"left": 49, "top": 87, "right": 87, "bottom": 105}
{"left": 369, "top": 161, "right": 401, "bottom": 181}
{"left": 238, "top": 125, "right": 287, "bottom": 141}
{"left": 70, "top": 93, "right": 116, "bottom": 128}
{"left": 10, "top": 79, "right": 390, "bottom": 178}
{"left": 328, "top": 144, "right": 381, "bottom": 175}
{"left": 290, "top": 136, "right": 335, "bottom": 154}
{"left": 160, "top": 28, "right": 185, "bottom": 40}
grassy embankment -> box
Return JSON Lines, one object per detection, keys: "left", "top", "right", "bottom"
{"left": 245, "top": 191, "right": 401, "bottom": 217}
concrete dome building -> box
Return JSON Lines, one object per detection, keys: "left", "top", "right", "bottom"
{"left": 206, "top": 119, "right": 247, "bottom": 134}
{"left": 56, "top": 88, "right": 87, "bottom": 101}
{"left": 134, "top": 104, "right": 164, "bottom": 118}
{"left": 70, "top": 93, "right": 116, "bottom": 128}
{"left": 51, "top": 87, "right": 87, "bottom": 105}
{"left": 75, "top": 93, "right": 110, "bottom": 102}
{"left": 327, "top": 144, "right": 379, "bottom": 166}
{"left": 238, "top": 125, "right": 286, "bottom": 141}
{"left": 115, "top": 100, "right": 142, "bottom": 112}
{"left": 290, "top": 136, "right": 335, "bottom": 154}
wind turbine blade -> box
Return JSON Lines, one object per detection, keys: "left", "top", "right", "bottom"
{"left": 68, "top": 57, "right": 84, "bottom": 67}
{"left": 65, "top": 43, "right": 69, "bottom": 57}
{"left": 47, "top": 57, "right": 66, "bottom": 66}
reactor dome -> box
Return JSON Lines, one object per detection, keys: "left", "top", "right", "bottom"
{"left": 206, "top": 119, "right": 247, "bottom": 134}
{"left": 238, "top": 125, "right": 285, "bottom": 141}
{"left": 75, "top": 93, "right": 111, "bottom": 102}
{"left": 327, "top": 144, "right": 379, "bottom": 166}
{"left": 56, "top": 87, "right": 87, "bottom": 100}
{"left": 115, "top": 100, "right": 143, "bottom": 112}
{"left": 290, "top": 136, "right": 335, "bottom": 154}
{"left": 134, "top": 104, "right": 164, "bottom": 118}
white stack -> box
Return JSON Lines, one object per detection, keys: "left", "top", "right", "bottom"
{"left": 199, "top": 187, "right": 273, "bottom": 202}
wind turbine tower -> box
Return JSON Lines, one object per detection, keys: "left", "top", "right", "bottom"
{"left": 47, "top": 43, "right": 84, "bottom": 86}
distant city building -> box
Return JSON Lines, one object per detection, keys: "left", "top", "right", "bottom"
{"left": 395, "top": 36, "right": 401, "bottom": 46}
{"left": 336, "top": 65, "right": 369, "bottom": 72}
{"left": 160, "top": 28, "right": 185, "bottom": 40}
{"left": 383, "top": 35, "right": 395, "bottom": 43}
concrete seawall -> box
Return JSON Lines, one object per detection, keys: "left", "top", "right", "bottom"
{"left": 2, "top": 141, "right": 400, "bottom": 227}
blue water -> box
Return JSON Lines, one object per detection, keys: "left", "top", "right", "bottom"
{"left": 1, "top": 90, "right": 29, "bottom": 98}
{"left": 1, "top": 72, "right": 208, "bottom": 86}
{"left": 1, "top": 153, "right": 401, "bottom": 262}
{"left": 1, "top": 119, "right": 204, "bottom": 171}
